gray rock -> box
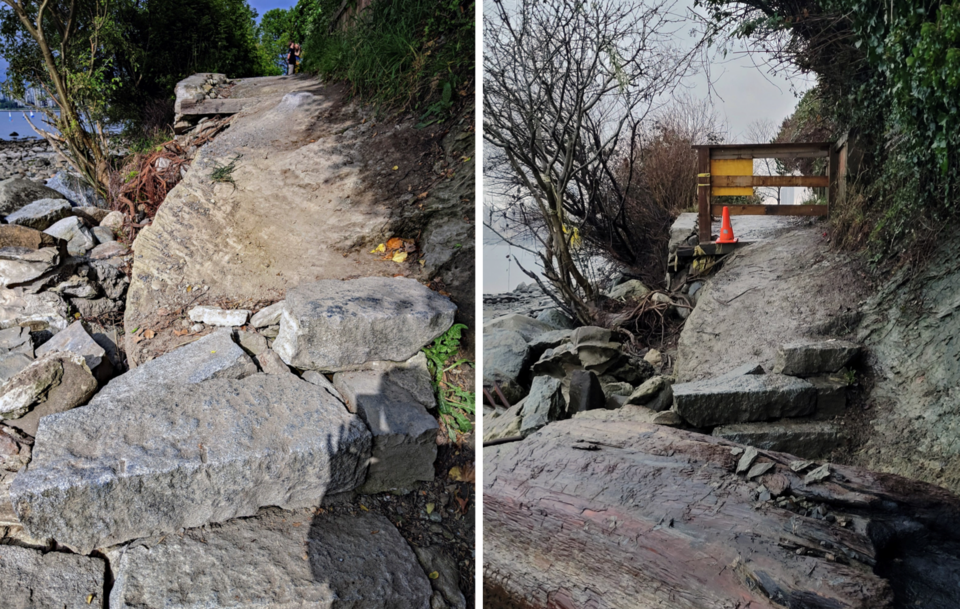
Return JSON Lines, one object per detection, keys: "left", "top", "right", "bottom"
{"left": 602, "top": 380, "right": 634, "bottom": 397}
{"left": 0, "top": 246, "right": 59, "bottom": 287}
{"left": 88, "top": 241, "right": 128, "bottom": 260}
{"left": 536, "top": 307, "right": 575, "bottom": 330}
{"left": 809, "top": 375, "right": 848, "bottom": 420}
{"left": 567, "top": 369, "right": 604, "bottom": 414}
{"left": 12, "top": 374, "right": 372, "bottom": 554}
{"left": 98, "top": 211, "right": 124, "bottom": 231}
{"left": 0, "top": 352, "right": 33, "bottom": 384}
{"left": 673, "top": 374, "right": 817, "bottom": 427}
{"left": 109, "top": 508, "right": 431, "bottom": 609}
{"left": 275, "top": 278, "right": 456, "bottom": 372}
{"left": 482, "top": 329, "right": 530, "bottom": 403}
{"left": 719, "top": 362, "right": 766, "bottom": 379}
{"left": 773, "top": 339, "right": 860, "bottom": 376}
{"left": 712, "top": 421, "right": 842, "bottom": 460}
{"left": 35, "top": 320, "right": 105, "bottom": 370}
{"left": 482, "top": 401, "right": 523, "bottom": 442}
{"left": 519, "top": 375, "right": 565, "bottom": 436}
{"left": 91, "top": 226, "right": 115, "bottom": 244}
{"left": 527, "top": 329, "right": 572, "bottom": 355}
{"left": 250, "top": 300, "right": 284, "bottom": 328}
{"left": 573, "top": 403, "right": 681, "bottom": 427}
{"left": 626, "top": 375, "right": 668, "bottom": 406}
{"left": 257, "top": 348, "right": 292, "bottom": 375}
{"left": 645, "top": 384, "right": 674, "bottom": 413}
{"left": 415, "top": 546, "right": 466, "bottom": 609}
{"left": 54, "top": 274, "right": 99, "bottom": 299}
{"left": 4, "top": 198, "right": 72, "bottom": 230}
{"left": 0, "top": 325, "right": 32, "bottom": 353}
{"left": 0, "top": 290, "right": 70, "bottom": 333}
{"left": 43, "top": 216, "right": 95, "bottom": 256}
{"left": 607, "top": 279, "right": 650, "bottom": 301}
{"left": 46, "top": 171, "right": 103, "bottom": 207}
{"left": 668, "top": 212, "right": 697, "bottom": 253}
{"left": 236, "top": 329, "right": 268, "bottom": 356}
{"left": 688, "top": 281, "right": 704, "bottom": 302}
{"left": 483, "top": 313, "right": 555, "bottom": 342}
{"left": 260, "top": 324, "right": 280, "bottom": 338}
{"left": 0, "top": 177, "right": 65, "bottom": 215}
{"left": 334, "top": 354, "right": 437, "bottom": 493}
{"left": 0, "top": 352, "right": 97, "bottom": 437}
{"left": 70, "top": 297, "right": 121, "bottom": 318}
{"left": 301, "top": 369, "right": 345, "bottom": 402}
{"left": 0, "top": 224, "right": 60, "bottom": 250}
{"left": 0, "top": 424, "right": 32, "bottom": 471}
{"left": 72, "top": 206, "right": 110, "bottom": 223}
{"left": 92, "top": 329, "right": 256, "bottom": 404}
{"left": 0, "top": 544, "right": 105, "bottom": 609}
{"left": 188, "top": 305, "right": 249, "bottom": 327}
{"left": 88, "top": 259, "right": 129, "bottom": 300}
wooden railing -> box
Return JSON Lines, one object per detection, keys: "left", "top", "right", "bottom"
{"left": 693, "top": 142, "right": 839, "bottom": 244}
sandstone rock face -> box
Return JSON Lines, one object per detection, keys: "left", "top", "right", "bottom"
{"left": 109, "top": 508, "right": 431, "bottom": 609}
{"left": 274, "top": 277, "right": 456, "bottom": 372}
{"left": 773, "top": 339, "right": 861, "bottom": 376}
{"left": 12, "top": 373, "right": 372, "bottom": 554}
{"left": 333, "top": 354, "right": 438, "bottom": 493}
{"left": 673, "top": 373, "right": 817, "bottom": 428}
{"left": 5, "top": 198, "right": 72, "bottom": 230}
{"left": 0, "top": 246, "right": 59, "bottom": 288}
{"left": 0, "top": 177, "right": 65, "bottom": 216}
{"left": 0, "top": 545, "right": 105, "bottom": 609}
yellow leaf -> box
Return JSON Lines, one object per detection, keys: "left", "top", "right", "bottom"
{"left": 370, "top": 243, "right": 385, "bottom": 254}
{"left": 392, "top": 165, "right": 399, "bottom": 171}
{"left": 429, "top": 571, "right": 440, "bottom": 580}
{"left": 425, "top": 502, "right": 435, "bottom": 514}
{"left": 385, "top": 237, "right": 405, "bottom": 251}
{"left": 419, "top": 259, "right": 425, "bottom": 267}
{"left": 392, "top": 251, "right": 408, "bottom": 263}
{"left": 359, "top": 504, "right": 369, "bottom": 512}
{"left": 449, "top": 464, "right": 475, "bottom": 483}
{"left": 87, "top": 595, "right": 94, "bottom": 604}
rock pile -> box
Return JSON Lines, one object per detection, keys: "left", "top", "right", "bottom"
{"left": 1, "top": 275, "right": 457, "bottom": 607}
{"left": 173, "top": 73, "right": 235, "bottom": 134}
{"left": 0, "top": 139, "right": 69, "bottom": 182}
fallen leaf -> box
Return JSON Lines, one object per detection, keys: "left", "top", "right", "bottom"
{"left": 385, "top": 237, "right": 405, "bottom": 251}
{"left": 419, "top": 259, "right": 426, "bottom": 267}
{"left": 392, "top": 251, "right": 408, "bottom": 263}
{"left": 359, "top": 504, "right": 369, "bottom": 512}
{"left": 87, "top": 594, "right": 95, "bottom": 604}
{"left": 370, "top": 243, "right": 385, "bottom": 254}
{"left": 144, "top": 329, "right": 155, "bottom": 339}
{"left": 173, "top": 329, "right": 189, "bottom": 336}
{"left": 417, "top": 192, "right": 429, "bottom": 199}
{"left": 429, "top": 571, "right": 440, "bottom": 580}
{"left": 392, "top": 165, "right": 399, "bottom": 171}
{"left": 449, "top": 464, "right": 475, "bottom": 483}
{"left": 455, "top": 495, "right": 469, "bottom": 514}
{"left": 425, "top": 502, "right": 435, "bottom": 515}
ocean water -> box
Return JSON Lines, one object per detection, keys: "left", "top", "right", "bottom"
{"left": 1, "top": 111, "right": 55, "bottom": 141}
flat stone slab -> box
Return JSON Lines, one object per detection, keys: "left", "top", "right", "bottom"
{"left": 0, "top": 177, "right": 65, "bottom": 216}
{"left": 0, "top": 246, "right": 59, "bottom": 288}
{"left": 333, "top": 354, "right": 438, "bottom": 493}
{"left": 673, "top": 373, "right": 817, "bottom": 427}
{"left": 274, "top": 277, "right": 456, "bottom": 372}
{"left": 774, "top": 339, "right": 861, "bottom": 376}
{"left": 93, "top": 329, "right": 256, "bottom": 404}
{"left": 12, "top": 374, "right": 372, "bottom": 553}
{"left": 5, "top": 198, "right": 72, "bottom": 231}
{"left": 712, "top": 420, "right": 842, "bottom": 460}
{"left": 188, "top": 305, "right": 250, "bottom": 327}
{"left": 35, "top": 320, "right": 105, "bottom": 370}
{"left": 109, "top": 508, "right": 431, "bottom": 609}
{"left": 0, "top": 544, "right": 105, "bottom": 608}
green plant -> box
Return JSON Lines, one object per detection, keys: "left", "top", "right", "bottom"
{"left": 211, "top": 154, "right": 242, "bottom": 188}
{"left": 422, "top": 323, "right": 475, "bottom": 440}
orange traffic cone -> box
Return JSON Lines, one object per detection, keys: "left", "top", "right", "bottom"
{"left": 716, "top": 206, "right": 738, "bottom": 244}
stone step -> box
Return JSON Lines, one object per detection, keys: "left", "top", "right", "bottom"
{"left": 273, "top": 277, "right": 456, "bottom": 372}
{"left": 773, "top": 338, "right": 860, "bottom": 376}
{"left": 11, "top": 373, "right": 372, "bottom": 554}
{"left": 0, "top": 545, "right": 105, "bottom": 608}
{"left": 712, "top": 420, "right": 842, "bottom": 460}
{"left": 673, "top": 373, "right": 817, "bottom": 427}
{"left": 109, "top": 508, "right": 432, "bottom": 609}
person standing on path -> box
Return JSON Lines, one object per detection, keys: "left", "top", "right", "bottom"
{"left": 287, "top": 42, "right": 299, "bottom": 76}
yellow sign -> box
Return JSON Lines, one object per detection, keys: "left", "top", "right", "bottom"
{"left": 710, "top": 159, "right": 754, "bottom": 196}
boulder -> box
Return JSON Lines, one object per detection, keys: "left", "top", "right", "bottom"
{"left": 0, "top": 352, "right": 96, "bottom": 422}
{"left": 608, "top": 279, "right": 651, "bottom": 301}
{"left": 0, "top": 177, "right": 64, "bottom": 215}
{"left": 0, "top": 246, "right": 59, "bottom": 287}
{"left": 109, "top": 508, "right": 431, "bottom": 609}
{"left": 46, "top": 171, "right": 103, "bottom": 207}
{"left": 773, "top": 339, "right": 861, "bottom": 376}
{"left": 35, "top": 320, "right": 105, "bottom": 370}
{"left": 673, "top": 374, "right": 817, "bottom": 428}
{"left": 250, "top": 300, "right": 284, "bottom": 328}
{"left": 0, "top": 290, "right": 70, "bottom": 333}
{"left": 0, "top": 545, "right": 105, "bottom": 609}
{"left": 483, "top": 401, "right": 523, "bottom": 442}
{"left": 43, "top": 216, "right": 95, "bottom": 256}
{"left": 519, "top": 375, "right": 566, "bottom": 436}
{"left": 0, "top": 224, "right": 60, "bottom": 250}
{"left": 274, "top": 277, "right": 456, "bottom": 372}
{"left": 626, "top": 375, "right": 668, "bottom": 406}
{"left": 567, "top": 369, "right": 605, "bottom": 413}
{"left": 333, "top": 353, "right": 438, "bottom": 493}
{"left": 98, "top": 211, "right": 124, "bottom": 232}
{"left": 712, "top": 420, "right": 843, "bottom": 460}
{"left": 188, "top": 305, "right": 250, "bottom": 327}
{"left": 12, "top": 374, "right": 372, "bottom": 554}
{"left": 4, "top": 198, "right": 72, "bottom": 230}
{"left": 526, "top": 329, "right": 572, "bottom": 355}
{"left": 483, "top": 313, "right": 555, "bottom": 343}
{"left": 482, "top": 329, "right": 530, "bottom": 404}
{"left": 236, "top": 329, "right": 268, "bottom": 356}
{"left": 92, "top": 329, "right": 255, "bottom": 404}
{"left": 536, "top": 307, "right": 575, "bottom": 330}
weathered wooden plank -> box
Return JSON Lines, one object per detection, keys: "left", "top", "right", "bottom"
{"left": 697, "top": 148, "right": 711, "bottom": 244}
{"left": 694, "top": 142, "right": 833, "bottom": 151}
{"left": 676, "top": 242, "right": 745, "bottom": 257}
{"left": 711, "top": 204, "right": 829, "bottom": 217}
{"left": 483, "top": 419, "right": 960, "bottom": 609}
{"left": 711, "top": 147, "right": 830, "bottom": 160}
{"left": 712, "top": 175, "right": 830, "bottom": 188}
{"left": 178, "top": 98, "right": 245, "bottom": 116}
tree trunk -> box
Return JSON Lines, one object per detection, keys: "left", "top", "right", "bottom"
{"left": 483, "top": 419, "right": 960, "bottom": 609}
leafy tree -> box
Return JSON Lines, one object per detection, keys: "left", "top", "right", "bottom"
{"left": 257, "top": 8, "right": 291, "bottom": 76}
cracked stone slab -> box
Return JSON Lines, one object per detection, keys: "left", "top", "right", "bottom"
{"left": 274, "top": 277, "right": 456, "bottom": 372}
{"left": 673, "top": 373, "right": 817, "bottom": 427}
{"left": 109, "top": 508, "right": 431, "bottom": 609}
{"left": 0, "top": 544, "right": 106, "bottom": 608}
{"left": 12, "top": 373, "right": 372, "bottom": 554}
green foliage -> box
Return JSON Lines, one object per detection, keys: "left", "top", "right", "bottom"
{"left": 257, "top": 8, "right": 293, "bottom": 76}
{"left": 292, "top": 0, "right": 474, "bottom": 115}
{"left": 211, "top": 154, "right": 242, "bottom": 187}
{"left": 423, "top": 323, "right": 475, "bottom": 437}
